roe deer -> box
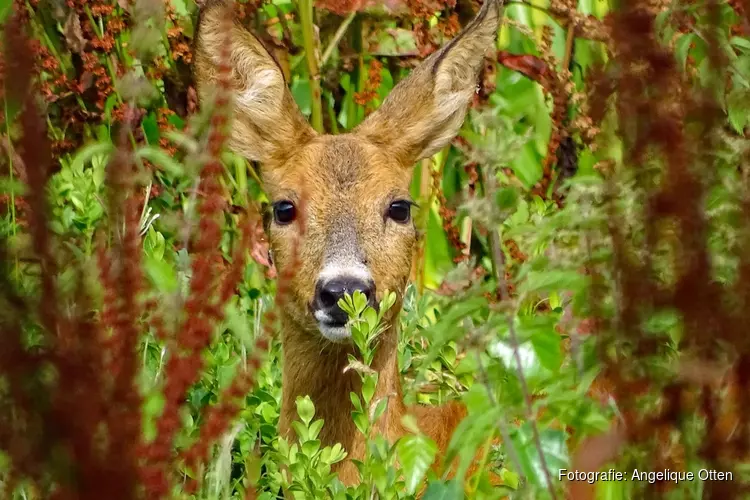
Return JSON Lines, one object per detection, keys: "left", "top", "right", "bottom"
{"left": 195, "top": 0, "right": 504, "bottom": 486}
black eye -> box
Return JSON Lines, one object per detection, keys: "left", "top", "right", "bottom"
{"left": 273, "top": 200, "right": 296, "bottom": 225}
{"left": 388, "top": 200, "right": 412, "bottom": 223}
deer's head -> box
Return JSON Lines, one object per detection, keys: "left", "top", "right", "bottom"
{"left": 195, "top": 0, "right": 501, "bottom": 343}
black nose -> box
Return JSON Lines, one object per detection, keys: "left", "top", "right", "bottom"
{"left": 314, "top": 277, "right": 375, "bottom": 325}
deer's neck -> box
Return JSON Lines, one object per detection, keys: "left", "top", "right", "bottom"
{"left": 279, "top": 322, "right": 406, "bottom": 457}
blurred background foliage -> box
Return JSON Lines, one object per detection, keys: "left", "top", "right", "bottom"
{"left": 2, "top": 0, "right": 750, "bottom": 498}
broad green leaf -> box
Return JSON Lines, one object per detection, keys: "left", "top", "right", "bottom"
{"left": 0, "top": 0, "right": 12, "bottom": 22}
{"left": 291, "top": 77, "right": 312, "bottom": 116}
{"left": 675, "top": 33, "right": 696, "bottom": 71}
{"left": 496, "top": 186, "right": 519, "bottom": 211}
{"left": 362, "top": 374, "right": 376, "bottom": 405}
{"left": 0, "top": 177, "right": 27, "bottom": 196}
{"left": 69, "top": 141, "right": 114, "bottom": 173}
{"left": 136, "top": 146, "right": 185, "bottom": 176}
{"left": 422, "top": 479, "right": 463, "bottom": 500}
{"left": 301, "top": 439, "right": 320, "bottom": 457}
{"left": 142, "top": 113, "right": 160, "bottom": 144}
{"left": 144, "top": 255, "right": 178, "bottom": 293}
{"left": 530, "top": 329, "right": 563, "bottom": 372}
{"left": 396, "top": 434, "right": 438, "bottom": 494}
{"left": 511, "top": 424, "right": 569, "bottom": 488}
{"left": 308, "top": 419, "right": 324, "bottom": 440}
{"left": 727, "top": 87, "right": 750, "bottom": 133}
{"left": 520, "top": 269, "right": 588, "bottom": 294}
{"left": 296, "top": 396, "right": 315, "bottom": 426}
{"left": 423, "top": 205, "right": 453, "bottom": 289}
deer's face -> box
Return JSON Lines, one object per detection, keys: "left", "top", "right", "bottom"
{"left": 195, "top": 0, "right": 500, "bottom": 343}
{"left": 263, "top": 136, "right": 415, "bottom": 342}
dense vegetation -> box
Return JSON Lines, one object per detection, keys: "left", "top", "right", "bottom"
{"left": 2, "top": 0, "right": 750, "bottom": 498}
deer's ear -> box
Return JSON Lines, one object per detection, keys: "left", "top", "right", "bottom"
{"left": 355, "top": 0, "right": 502, "bottom": 166}
{"left": 194, "top": 1, "right": 316, "bottom": 164}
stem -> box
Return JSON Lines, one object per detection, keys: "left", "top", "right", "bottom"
{"left": 346, "top": 15, "right": 363, "bottom": 129}
{"left": 235, "top": 156, "right": 248, "bottom": 207}
{"left": 461, "top": 216, "right": 473, "bottom": 259}
{"left": 412, "top": 158, "right": 433, "bottom": 293}
{"left": 297, "top": 0, "right": 324, "bottom": 133}
{"left": 470, "top": 348, "right": 524, "bottom": 478}
{"left": 470, "top": 429, "right": 496, "bottom": 492}
{"left": 326, "top": 97, "right": 340, "bottom": 134}
{"left": 320, "top": 12, "right": 357, "bottom": 66}
{"left": 484, "top": 168, "right": 558, "bottom": 499}
{"left": 276, "top": 8, "right": 295, "bottom": 50}
{"left": 562, "top": 19, "right": 576, "bottom": 73}
{"left": 246, "top": 161, "right": 264, "bottom": 189}
{"left": 3, "top": 96, "right": 19, "bottom": 279}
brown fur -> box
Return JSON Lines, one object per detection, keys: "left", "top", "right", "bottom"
{"left": 194, "top": 0, "right": 503, "bottom": 488}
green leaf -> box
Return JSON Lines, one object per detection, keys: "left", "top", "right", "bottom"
{"left": 489, "top": 338, "right": 545, "bottom": 383}
{"left": 295, "top": 396, "right": 315, "bottom": 426}
{"left": 69, "top": 141, "right": 114, "bottom": 173}
{"left": 349, "top": 391, "right": 363, "bottom": 412}
{"left": 141, "top": 391, "right": 165, "bottom": 442}
{"left": 401, "top": 414, "right": 420, "bottom": 434}
{"left": 144, "top": 228, "right": 166, "bottom": 260}
{"left": 462, "top": 383, "right": 493, "bottom": 415}
{"left": 352, "top": 411, "right": 368, "bottom": 435}
{"left": 511, "top": 425, "right": 569, "bottom": 488}
{"left": 291, "top": 421, "right": 308, "bottom": 442}
{"left": 422, "top": 479, "right": 462, "bottom": 500}
{"left": 223, "top": 300, "right": 254, "bottom": 350}
{"left": 731, "top": 36, "right": 750, "bottom": 51}
{"left": 727, "top": 87, "right": 750, "bottom": 133}
{"left": 397, "top": 434, "right": 438, "bottom": 494}
{"left": 520, "top": 269, "right": 588, "bottom": 294}
{"left": 371, "top": 397, "right": 388, "bottom": 422}
{"left": 363, "top": 307, "right": 378, "bottom": 331}
{"left": 142, "top": 113, "right": 160, "bottom": 144}
{"left": 136, "top": 146, "right": 185, "bottom": 176}
{"left": 0, "top": 0, "right": 13, "bottom": 23}
{"left": 496, "top": 187, "right": 519, "bottom": 211}
{"left": 379, "top": 291, "right": 397, "bottom": 317}
{"left": 419, "top": 296, "right": 487, "bottom": 369}
{"left": 169, "top": 0, "right": 188, "bottom": 16}
{"left": 0, "top": 177, "right": 27, "bottom": 196}
{"left": 351, "top": 290, "right": 368, "bottom": 314}
{"left": 512, "top": 142, "right": 542, "bottom": 188}
{"left": 423, "top": 206, "right": 453, "bottom": 288}
{"left": 530, "top": 328, "right": 563, "bottom": 372}
{"left": 291, "top": 77, "right": 312, "bottom": 116}
{"left": 501, "top": 468, "right": 520, "bottom": 489}
{"left": 144, "top": 255, "right": 178, "bottom": 293}
{"left": 308, "top": 419, "right": 324, "bottom": 440}
{"left": 362, "top": 374, "right": 376, "bottom": 405}
{"left": 674, "top": 33, "right": 696, "bottom": 71}
{"left": 301, "top": 439, "right": 321, "bottom": 457}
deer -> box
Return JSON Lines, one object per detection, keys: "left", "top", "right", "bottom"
{"left": 194, "top": 0, "right": 504, "bottom": 487}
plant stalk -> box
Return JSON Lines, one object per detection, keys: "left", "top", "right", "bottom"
{"left": 297, "top": 0, "right": 324, "bottom": 133}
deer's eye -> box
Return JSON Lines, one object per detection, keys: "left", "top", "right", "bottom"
{"left": 273, "top": 200, "right": 296, "bottom": 225}
{"left": 388, "top": 200, "right": 412, "bottom": 223}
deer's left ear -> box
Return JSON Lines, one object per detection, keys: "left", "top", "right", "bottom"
{"left": 355, "top": 0, "right": 502, "bottom": 166}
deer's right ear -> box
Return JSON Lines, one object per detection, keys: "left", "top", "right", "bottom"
{"left": 355, "top": 0, "right": 502, "bottom": 167}
{"left": 194, "top": 0, "right": 316, "bottom": 165}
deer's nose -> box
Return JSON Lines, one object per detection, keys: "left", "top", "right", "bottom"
{"left": 313, "top": 278, "right": 375, "bottom": 325}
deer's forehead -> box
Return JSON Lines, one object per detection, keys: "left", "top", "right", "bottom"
{"left": 264, "top": 135, "right": 411, "bottom": 207}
